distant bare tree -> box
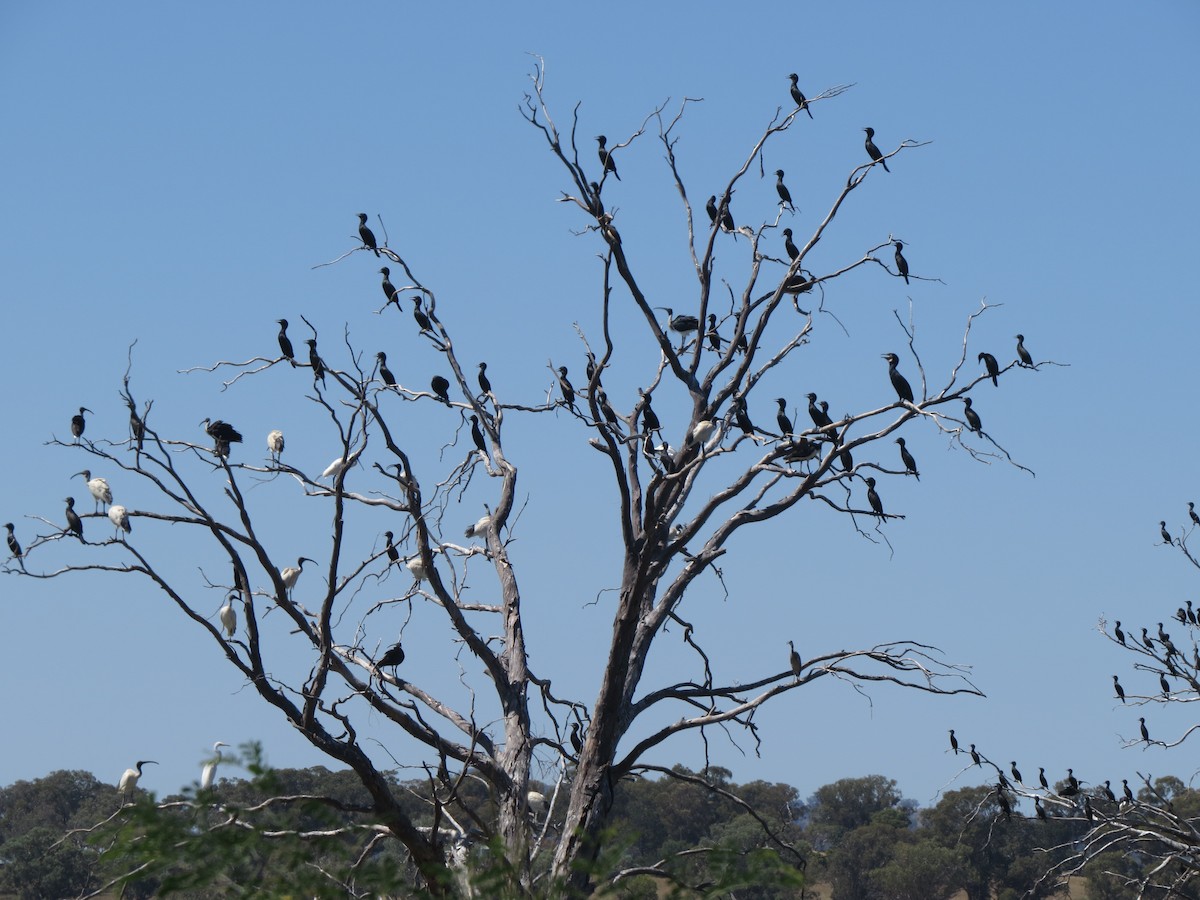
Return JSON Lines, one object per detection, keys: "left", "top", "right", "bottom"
{"left": 4, "top": 60, "right": 1043, "bottom": 895}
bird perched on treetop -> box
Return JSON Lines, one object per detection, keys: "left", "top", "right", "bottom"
{"left": 200, "top": 741, "right": 229, "bottom": 791}
{"left": 775, "top": 398, "right": 793, "bottom": 438}
{"left": 895, "top": 437, "right": 919, "bottom": 480}
{"left": 305, "top": 339, "right": 326, "bottom": 387}
{"left": 430, "top": 375, "right": 451, "bottom": 406}
{"left": 357, "top": 213, "right": 379, "bottom": 257}
{"left": 377, "top": 352, "right": 397, "bottom": 387}
{"left": 219, "top": 593, "right": 237, "bottom": 638}
{"left": 108, "top": 504, "right": 131, "bottom": 537}
{"left": 595, "top": 135, "right": 620, "bottom": 181}
{"left": 75, "top": 469, "right": 112, "bottom": 513}
{"left": 1015, "top": 334, "right": 1033, "bottom": 367}
{"left": 276, "top": 319, "right": 296, "bottom": 366}
{"left": 71, "top": 407, "right": 91, "bottom": 443}
{"left": 64, "top": 497, "right": 84, "bottom": 542}
{"left": 788, "top": 640, "right": 802, "bottom": 678}
{"left": 864, "top": 477, "right": 884, "bottom": 518}
{"left": 894, "top": 241, "right": 909, "bottom": 284}
{"left": 267, "top": 429, "right": 285, "bottom": 463}
{"left": 118, "top": 760, "right": 157, "bottom": 804}
{"left": 978, "top": 352, "right": 1000, "bottom": 387}
{"left": 379, "top": 267, "right": 400, "bottom": 309}
{"left": 5, "top": 522, "right": 21, "bottom": 561}
{"left": 782, "top": 227, "right": 799, "bottom": 262}
{"left": 788, "top": 73, "right": 813, "bottom": 119}
{"left": 882, "top": 353, "right": 914, "bottom": 404}
{"left": 863, "top": 127, "right": 890, "bottom": 172}
{"left": 962, "top": 397, "right": 982, "bottom": 435}
{"left": 775, "top": 170, "right": 795, "bottom": 212}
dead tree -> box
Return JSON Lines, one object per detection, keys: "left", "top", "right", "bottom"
{"left": 4, "top": 61, "right": 1043, "bottom": 895}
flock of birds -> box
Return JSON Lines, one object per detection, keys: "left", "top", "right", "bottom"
{"left": 5, "top": 75, "right": 1063, "bottom": 821}
{"left": 117, "top": 740, "right": 228, "bottom": 805}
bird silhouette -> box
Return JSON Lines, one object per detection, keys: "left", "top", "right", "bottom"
{"left": 978, "top": 352, "right": 1000, "bottom": 387}
{"left": 893, "top": 241, "right": 909, "bottom": 284}
{"left": 788, "top": 73, "right": 813, "bottom": 118}
{"left": 895, "top": 437, "right": 919, "bottom": 480}
{"left": 357, "top": 213, "right": 380, "bottom": 257}
{"left": 882, "top": 353, "right": 914, "bottom": 403}
{"left": 595, "top": 135, "right": 620, "bottom": 181}
{"left": 863, "top": 127, "right": 890, "bottom": 172}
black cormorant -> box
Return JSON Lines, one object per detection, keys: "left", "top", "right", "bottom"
{"left": 1102, "top": 781, "right": 1116, "bottom": 803}
{"left": 1190, "top": 502, "right": 1200, "bottom": 527}
{"left": 1035, "top": 797, "right": 1047, "bottom": 821}
{"left": 4, "top": 522, "right": 20, "bottom": 560}
{"left": 1113, "top": 674, "right": 1125, "bottom": 703}
{"left": 277, "top": 319, "right": 296, "bottom": 365}
{"left": 863, "top": 127, "right": 890, "bottom": 172}
{"left": 1061, "top": 769, "right": 1079, "bottom": 797}
{"left": 782, "top": 227, "right": 799, "bottom": 261}
{"left": 788, "top": 73, "right": 813, "bottom": 119}
{"left": 377, "top": 352, "right": 396, "bottom": 387}
{"left": 949, "top": 729, "right": 958, "bottom": 754}
{"left": 1141, "top": 627, "right": 1154, "bottom": 650}
{"left": 412, "top": 297, "right": 432, "bottom": 333}
{"left": 864, "top": 477, "right": 884, "bottom": 517}
{"left": 1160, "top": 672, "right": 1171, "bottom": 696}
{"left": 894, "top": 241, "right": 909, "bottom": 284}
{"left": 1160, "top": 521, "right": 1173, "bottom": 545}
{"left": 706, "top": 314, "right": 722, "bottom": 352}
{"left": 380, "top": 267, "right": 401, "bottom": 309}
{"left": 807, "top": 392, "right": 832, "bottom": 433}
{"left": 718, "top": 190, "right": 735, "bottom": 232}
{"left": 383, "top": 531, "right": 400, "bottom": 565}
{"left": 788, "top": 640, "right": 802, "bottom": 677}
{"left": 979, "top": 352, "right": 1000, "bottom": 387}
{"left": 430, "top": 375, "right": 451, "bottom": 405}
{"left": 996, "top": 787, "right": 1011, "bottom": 820}
{"left": 469, "top": 415, "right": 487, "bottom": 454}
{"left": 1015, "top": 334, "right": 1033, "bottom": 367}
{"left": 71, "top": 407, "right": 91, "bottom": 442}
{"left": 639, "top": 390, "right": 660, "bottom": 433}
{"left": 733, "top": 398, "right": 757, "bottom": 438}
{"left": 1139, "top": 717, "right": 1150, "bottom": 742}
{"left": 1113, "top": 620, "right": 1126, "bottom": 646}
{"left": 895, "top": 437, "right": 919, "bottom": 480}
{"left": 706, "top": 195, "right": 719, "bottom": 226}
{"left": 570, "top": 721, "right": 584, "bottom": 755}
{"left": 969, "top": 744, "right": 981, "bottom": 767}
{"left": 882, "top": 353, "right": 914, "bottom": 403}
{"left": 595, "top": 135, "right": 620, "bottom": 181}
{"left": 358, "top": 213, "right": 380, "bottom": 257}
{"left": 962, "top": 397, "right": 982, "bottom": 434}
{"left": 1122, "top": 779, "right": 1134, "bottom": 803}
{"left": 478, "top": 362, "right": 492, "bottom": 396}
{"left": 556, "top": 367, "right": 575, "bottom": 409}
{"left": 775, "top": 398, "right": 793, "bottom": 437}
{"left": 1039, "top": 767, "right": 1049, "bottom": 790}
{"left": 306, "top": 339, "right": 326, "bottom": 386}
{"left": 1011, "top": 761, "right": 1023, "bottom": 783}
{"left": 775, "top": 170, "right": 795, "bottom": 212}
{"left": 64, "top": 497, "right": 83, "bottom": 541}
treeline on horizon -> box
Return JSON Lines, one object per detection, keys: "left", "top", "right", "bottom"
{"left": 1, "top": 758, "right": 1195, "bottom": 898}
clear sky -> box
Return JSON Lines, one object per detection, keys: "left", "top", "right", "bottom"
{"left": 2, "top": 2, "right": 1198, "bottom": 813}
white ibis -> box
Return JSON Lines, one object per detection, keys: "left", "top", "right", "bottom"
{"left": 219, "top": 592, "right": 237, "bottom": 638}
{"left": 267, "top": 430, "right": 285, "bottom": 463}
{"left": 75, "top": 470, "right": 112, "bottom": 512}
{"left": 321, "top": 448, "right": 362, "bottom": 480}
{"left": 465, "top": 508, "right": 492, "bottom": 539}
{"left": 118, "top": 760, "right": 157, "bottom": 804}
{"left": 280, "top": 557, "right": 316, "bottom": 596}
{"left": 688, "top": 418, "right": 719, "bottom": 448}
{"left": 200, "top": 742, "right": 229, "bottom": 791}
{"left": 108, "top": 504, "right": 132, "bottom": 537}
{"left": 405, "top": 555, "right": 428, "bottom": 582}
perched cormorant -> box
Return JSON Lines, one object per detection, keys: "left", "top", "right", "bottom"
{"left": 639, "top": 390, "right": 660, "bottom": 434}
{"left": 863, "top": 127, "right": 890, "bottom": 172}
{"left": 1160, "top": 672, "right": 1171, "bottom": 696}
{"left": 864, "top": 477, "right": 884, "bottom": 517}
{"left": 775, "top": 169, "right": 795, "bottom": 212}
{"left": 377, "top": 642, "right": 405, "bottom": 669}
{"left": 430, "top": 375, "right": 451, "bottom": 406}
{"left": 962, "top": 397, "right": 982, "bottom": 434}
{"left": 995, "top": 787, "right": 1011, "bottom": 820}
{"left": 893, "top": 241, "right": 909, "bottom": 284}
{"left": 978, "top": 352, "right": 1000, "bottom": 387}
{"left": 377, "top": 352, "right": 396, "bottom": 387}
{"left": 1035, "top": 797, "right": 1047, "bottom": 821}
{"left": 1102, "top": 781, "right": 1117, "bottom": 803}
{"left": 1122, "top": 779, "right": 1134, "bottom": 803}
{"left": 1061, "top": 769, "right": 1080, "bottom": 797}
{"left": 788, "top": 640, "right": 802, "bottom": 678}
{"left": 570, "top": 722, "right": 584, "bottom": 755}
{"left": 787, "top": 73, "right": 813, "bottom": 119}
{"left": 775, "top": 398, "right": 793, "bottom": 437}
{"left": 4, "top": 522, "right": 21, "bottom": 560}
{"left": 1113, "top": 674, "right": 1125, "bottom": 703}
{"left": 718, "top": 190, "right": 735, "bottom": 232}
{"left": 1187, "top": 600, "right": 1197, "bottom": 625}
{"left": 705, "top": 314, "right": 722, "bottom": 352}
{"left": 412, "top": 297, "right": 432, "bottom": 333}
{"left": 383, "top": 531, "right": 400, "bottom": 566}
{"left": 1139, "top": 717, "right": 1150, "bottom": 743}
{"left": 469, "top": 415, "right": 487, "bottom": 454}
{"left": 595, "top": 135, "right": 620, "bottom": 181}
{"left": 969, "top": 744, "right": 981, "bottom": 767}
{"left": 588, "top": 181, "right": 605, "bottom": 217}
{"left": 895, "top": 437, "right": 919, "bottom": 480}
{"left": 782, "top": 227, "right": 799, "bottom": 261}
{"left": 1011, "top": 761, "right": 1023, "bottom": 783}
{"left": 477, "top": 362, "right": 492, "bottom": 396}
{"left": 807, "top": 392, "right": 832, "bottom": 433}
{"left": 379, "top": 267, "right": 400, "bottom": 309}
{"left": 1038, "top": 767, "right": 1049, "bottom": 790}
{"left": 1160, "top": 521, "right": 1173, "bottom": 545}
{"left": 1015, "top": 334, "right": 1033, "bottom": 367}
{"left": 733, "top": 398, "right": 757, "bottom": 438}
{"left": 64, "top": 497, "right": 83, "bottom": 541}
{"left": 1189, "top": 502, "right": 1200, "bottom": 527}
{"left": 882, "top": 353, "right": 914, "bottom": 403}
{"left": 1084, "top": 796, "right": 1095, "bottom": 822}
{"left": 357, "top": 213, "right": 380, "bottom": 257}
{"left": 556, "top": 367, "right": 575, "bottom": 409}
{"left": 1141, "top": 627, "right": 1154, "bottom": 650}
{"left": 949, "top": 729, "right": 959, "bottom": 754}
{"left": 705, "top": 195, "right": 719, "bottom": 226}
{"left": 276, "top": 319, "right": 296, "bottom": 365}
{"left": 1113, "top": 620, "right": 1126, "bottom": 646}
{"left": 71, "top": 407, "right": 91, "bottom": 443}
{"left": 306, "top": 339, "right": 326, "bottom": 386}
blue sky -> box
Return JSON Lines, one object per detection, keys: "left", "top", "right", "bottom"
{"left": 2, "top": 2, "right": 1198, "bottom": 814}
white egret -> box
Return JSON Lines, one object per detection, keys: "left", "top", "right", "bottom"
{"left": 200, "top": 742, "right": 229, "bottom": 791}
{"left": 321, "top": 447, "right": 363, "bottom": 480}
{"left": 108, "top": 504, "right": 131, "bottom": 537}
{"left": 118, "top": 759, "right": 157, "bottom": 804}
{"left": 219, "top": 592, "right": 237, "bottom": 638}
{"left": 280, "top": 557, "right": 316, "bottom": 597}
{"left": 267, "top": 429, "right": 285, "bottom": 463}
{"left": 75, "top": 469, "right": 112, "bottom": 512}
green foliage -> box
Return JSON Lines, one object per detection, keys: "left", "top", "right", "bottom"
{"left": 0, "top": 826, "right": 98, "bottom": 899}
